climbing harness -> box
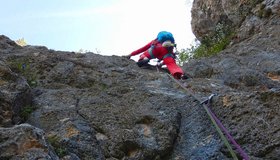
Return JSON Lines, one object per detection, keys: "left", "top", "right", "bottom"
{"left": 162, "top": 53, "right": 175, "bottom": 59}
{"left": 148, "top": 41, "right": 176, "bottom": 62}
{"left": 167, "top": 74, "right": 250, "bottom": 160}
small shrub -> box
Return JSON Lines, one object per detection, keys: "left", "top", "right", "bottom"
{"left": 177, "top": 48, "right": 192, "bottom": 65}
{"left": 8, "top": 58, "right": 38, "bottom": 87}
{"left": 178, "top": 23, "right": 234, "bottom": 63}
{"left": 250, "top": 0, "right": 264, "bottom": 7}
{"left": 20, "top": 106, "right": 36, "bottom": 121}
{"left": 15, "top": 38, "right": 27, "bottom": 47}
{"left": 47, "top": 135, "right": 67, "bottom": 158}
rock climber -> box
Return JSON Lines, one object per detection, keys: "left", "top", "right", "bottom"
{"left": 125, "top": 31, "right": 187, "bottom": 79}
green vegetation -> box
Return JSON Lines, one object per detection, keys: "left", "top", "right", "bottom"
{"left": 22, "top": 63, "right": 37, "bottom": 87}
{"left": 8, "top": 58, "right": 38, "bottom": 87}
{"left": 178, "top": 23, "right": 234, "bottom": 63}
{"left": 249, "top": 0, "right": 264, "bottom": 7}
{"left": 100, "top": 83, "right": 108, "bottom": 90}
{"left": 20, "top": 106, "right": 36, "bottom": 121}
{"left": 177, "top": 0, "right": 266, "bottom": 64}
{"left": 177, "top": 47, "right": 193, "bottom": 66}
{"left": 47, "top": 135, "right": 67, "bottom": 158}
{"left": 257, "top": 3, "right": 272, "bottom": 18}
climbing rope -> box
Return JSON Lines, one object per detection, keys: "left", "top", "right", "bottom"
{"left": 167, "top": 74, "right": 250, "bottom": 160}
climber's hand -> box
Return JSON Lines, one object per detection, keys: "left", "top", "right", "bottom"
{"left": 123, "top": 54, "right": 131, "bottom": 59}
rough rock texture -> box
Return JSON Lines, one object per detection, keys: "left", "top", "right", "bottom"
{"left": 0, "top": 123, "right": 58, "bottom": 159}
{"left": 191, "top": 0, "right": 280, "bottom": 41}
{"left": 0, "top": 1, "right": 279, "bottom": 159}
{"left": 186, "top": 0, "right": 280, "bottom": 159}
{"left": 0, "top": 36, "right": 32, "bottom": 127}
{"left": 0, "top": 35, "right": 189, "bottom": 159}
{"left": 1, "top": 26, "right": 279, "bottom": 159}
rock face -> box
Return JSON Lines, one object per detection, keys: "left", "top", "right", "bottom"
{"left": 0, "top": 35, "right": 187, "bottom": 159}
{"left": 191, "top": 0, "right": 280, "bottom": 41}
{"left": 0, "top": 1, "right": 279, "bottom": 159}
{"left": 187, "top": 0, "right": 280, "bottom": 159}
{"left": 0, "top": 123, "right": 58, "bottom": 159}
{"left": 0, "top": 36, "right": 32, "bottom": 127}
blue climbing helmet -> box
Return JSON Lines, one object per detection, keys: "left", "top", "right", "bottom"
{"left": 156, "top": 31, "right": 175, "bottom": 43}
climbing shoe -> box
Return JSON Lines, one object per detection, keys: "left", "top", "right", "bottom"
{"left": 136, "top": 59, "right": 150, "bottom": 67}
{"left": 181, "top": 74, "right": 189, "bottom": 80}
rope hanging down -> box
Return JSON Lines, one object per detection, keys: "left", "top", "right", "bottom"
{"left": 204, "top": 99, "right": 250, "bottom": 160}
{"left": 167, "top": 74, "right": 249, "bottom": 160}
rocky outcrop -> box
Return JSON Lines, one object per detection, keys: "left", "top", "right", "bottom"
{"left": 191, "top": 0, "right": 280, "bottom": 42}
{"left": 0, "top": 35, "right": 188, "bottom": 159}
{"left": 187, "top": 0, "right": 280, "bottom": 159}
{"left": 0, "top": 1, "right": 279, "bottom": 159}
{"left": 0, "top": 123, "right": 58, "bottom": 159}
{"left": 0, "top": 59, "right": 31, "bottom": 127}
{"left": 1, "top": 27, "right": 279, "bottom": 159}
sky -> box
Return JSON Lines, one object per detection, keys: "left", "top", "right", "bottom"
{"left": 0, "top": 0, "right": 195, "bottom": 56}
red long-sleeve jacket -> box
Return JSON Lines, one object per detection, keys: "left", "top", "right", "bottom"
{"left": 130, "top": 39, "right": 175, "bottom": 60}
{"left": 130, "top": 39, "right": 184, "bottom": 79}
